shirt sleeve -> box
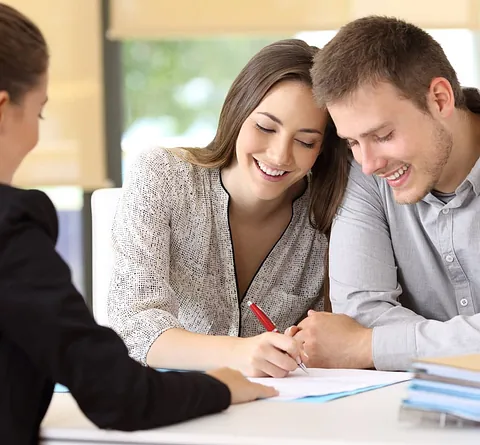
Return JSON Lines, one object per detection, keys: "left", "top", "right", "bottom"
{"left": 329, "top": 162, "right": 480, "bottom": 371}
{"left": 108, "top": 148, "right": 184, "bottom": 364}
{"left": 0, "top": 189, "right": 230, "bottom": 430}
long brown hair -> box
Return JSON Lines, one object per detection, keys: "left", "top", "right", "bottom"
{"left": 180, "top": 39, "right": 349, "bottom": 233}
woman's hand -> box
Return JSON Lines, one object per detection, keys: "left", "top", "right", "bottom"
{"left": 206, "top": 367, "right": 278, "bottom": 403}
{"left": 232, "top": 332, "right": 303, "bottom": 378}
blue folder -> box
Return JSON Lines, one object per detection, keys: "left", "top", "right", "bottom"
{"left": 54, "top": 380, "right": 394, "bottom": 404}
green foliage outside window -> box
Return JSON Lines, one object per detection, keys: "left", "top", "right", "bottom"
{"left": 122, "top": 37, "right": 286, "bottom": 137}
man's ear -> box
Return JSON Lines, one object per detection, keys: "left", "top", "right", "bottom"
{"left": 428, "top": 77, "right": 455, "bottom": 118}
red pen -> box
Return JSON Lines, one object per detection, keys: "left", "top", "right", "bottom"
{"left": 247, "top": 300, "right": 308, "bottom": 374}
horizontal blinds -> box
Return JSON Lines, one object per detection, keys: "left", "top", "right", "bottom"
{"left": 108, "top": 0, "right": 480, "bottom": 39}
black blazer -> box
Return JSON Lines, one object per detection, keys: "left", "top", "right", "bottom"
{"left": 0, "top": 184, "right": 230, "bottom": 445}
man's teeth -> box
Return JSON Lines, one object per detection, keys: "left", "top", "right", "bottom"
{"left": 256, "top": 160, "right": 286, "bottom": 177}
{"left": 387, "top": 164, "right": 410, "bottom": 180}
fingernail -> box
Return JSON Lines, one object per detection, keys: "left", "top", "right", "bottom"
{"left": 296, "top": 356, "right": 302, "bottom": 365}
{"left": 286, "top": 327, "right": 292, "bottom": 334}
{"left": 302, "top": 348, "right": 309, "bottom": 358}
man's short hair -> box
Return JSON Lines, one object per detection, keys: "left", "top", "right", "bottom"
{"left": 311, "top": 16, "right": 465, "bottom": 112}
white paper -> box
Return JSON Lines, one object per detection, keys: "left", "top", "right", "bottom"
{"left": 249, "top": 368, "right": 413, "bottom": 400}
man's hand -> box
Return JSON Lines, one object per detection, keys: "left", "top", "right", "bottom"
{"left": 285, "top": 311, "right": 374, "bottom": 369}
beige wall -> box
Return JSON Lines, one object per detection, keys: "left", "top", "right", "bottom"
{"left": 6, "top": 0, "right": 108, "bottom": 189}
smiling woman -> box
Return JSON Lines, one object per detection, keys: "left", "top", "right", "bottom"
{"left": 228, "top": 81, "right": 325, "bottom": 205}
{"left": 108, "top": 39, "right": 350, "bottom": 378}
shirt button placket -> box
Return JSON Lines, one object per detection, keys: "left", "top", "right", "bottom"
{"left": 445, "top": 254, "right": 454, "bottom": 263}
{"left": 437, "top": 207, "right": 470, "bottom": 314}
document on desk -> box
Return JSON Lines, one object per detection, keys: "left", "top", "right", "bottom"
{"left": 249, "top": 368, "right": 413, "bottom": 401}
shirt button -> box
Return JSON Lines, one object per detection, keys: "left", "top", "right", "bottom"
{"left": 460, "top": 298, "right": 468, "bottom": 307}
{"left": 442, "top": 208, "right": 450, "bottom": 214}
{"left": 445, "top": 254, "right": 454, "bottom": 263}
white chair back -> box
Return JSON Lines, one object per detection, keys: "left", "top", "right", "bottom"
{"left": 91, "top": 188, "right": 121, "bottom": 326}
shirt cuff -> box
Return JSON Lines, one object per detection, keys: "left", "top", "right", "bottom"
{"left": 372, "top": 323, "right": 417, "bottom": 371}
{"left": 122, "top": 311, "right": 183, "bottom": 365}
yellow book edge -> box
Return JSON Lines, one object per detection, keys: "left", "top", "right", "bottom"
{"left": 415, "top": 354, "right": 480, "bottom": 372}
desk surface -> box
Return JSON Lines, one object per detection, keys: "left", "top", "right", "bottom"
{"left": 41, "top": 382, "right": 479, "bottom": 445}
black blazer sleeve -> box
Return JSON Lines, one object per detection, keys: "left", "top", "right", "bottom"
{"left": 0, "top": 187, "right": 230, "bottom": 430}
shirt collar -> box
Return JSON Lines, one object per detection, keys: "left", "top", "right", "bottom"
{"left": 421, "top": 156, "right": 480, "bottom": 206}
{"left": 465, "top": 155, "right": 480, "bottom": 196}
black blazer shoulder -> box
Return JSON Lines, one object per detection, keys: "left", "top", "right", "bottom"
{"left": 0, "top": 185, "right": 58, "bottom": 242}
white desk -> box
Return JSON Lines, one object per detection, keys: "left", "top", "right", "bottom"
{"left": 41, "top": 382, "right": 479, "bottom": 445}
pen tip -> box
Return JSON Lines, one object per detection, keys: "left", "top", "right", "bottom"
{"left": 299, "top": 363, "right": 309, "bottom": 374}
{"left": 247, "top": 300, "right": 253, "bottom": 306}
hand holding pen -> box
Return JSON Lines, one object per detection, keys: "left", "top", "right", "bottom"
{"left": 247, "top": 300, "right": 308, "bottom": 375}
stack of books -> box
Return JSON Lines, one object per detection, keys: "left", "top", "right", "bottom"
{"left": 400, "top": 354, "right": 480, "bottom": 426}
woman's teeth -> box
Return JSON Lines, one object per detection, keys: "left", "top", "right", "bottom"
{"left": 256, "top": 159, "right": 286, "bottom": 177}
